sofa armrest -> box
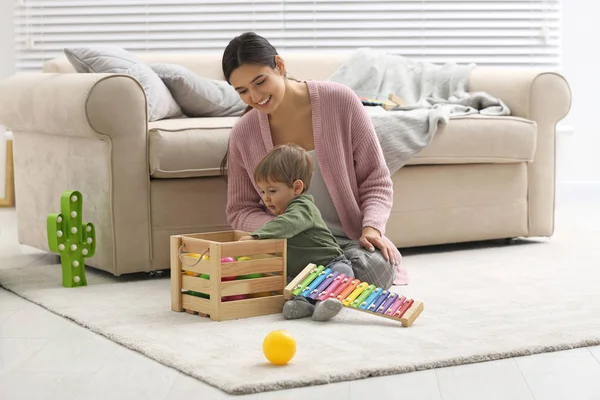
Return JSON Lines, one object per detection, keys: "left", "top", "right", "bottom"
{"left": 0, "top": 73, "right": 148, "bottom": 138}
{"left": 0, "top": 73, "right": 153, "bottom": 276}
{"left": 468, "top": 68, "right": 572, "bottom": 236}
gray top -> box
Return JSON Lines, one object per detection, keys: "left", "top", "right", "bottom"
{"left": 305, "top": 150, "right": 346, "bottom": 238}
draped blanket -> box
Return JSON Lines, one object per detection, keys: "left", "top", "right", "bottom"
{"left": 327, "top": 48, "right": 511, "bottom": 174}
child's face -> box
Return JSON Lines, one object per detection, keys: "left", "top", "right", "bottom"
{"left": 257, "top": 180, "right": 303, "bottom": 215}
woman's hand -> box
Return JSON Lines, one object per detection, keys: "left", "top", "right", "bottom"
{"left": 239, "top": 235, "right": 257, "bottom": 241}
{"left": 359, "top": 226, "right": 402, "bottom": 266}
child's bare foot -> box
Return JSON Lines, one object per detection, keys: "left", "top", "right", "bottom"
{"left": 312, "top": 298, "right": 343, "bottom": 321}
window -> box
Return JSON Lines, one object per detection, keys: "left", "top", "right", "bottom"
{"left": 15, "top": 0, "right": 561, "bottom": 73}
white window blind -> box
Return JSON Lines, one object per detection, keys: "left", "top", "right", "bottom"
{"left": 15, "top": 0, "right": 561, "bottom": 73}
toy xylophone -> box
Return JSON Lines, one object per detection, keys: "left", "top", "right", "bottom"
{"left": 283, "top": 263, "right": 424, "bottom": 327}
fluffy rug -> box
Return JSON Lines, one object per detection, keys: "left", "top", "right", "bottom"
{"left": 1, "top": 212, "right": 599, "bottom": 395}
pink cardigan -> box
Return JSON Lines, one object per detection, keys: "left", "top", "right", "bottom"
{"left": 226, "top": 80, "right": 405, "bottom": 283}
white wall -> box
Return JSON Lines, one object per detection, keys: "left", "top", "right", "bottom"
{"left": 0, "top": 1, "right": 15, "bottom": 199}
{"left": 558, "top": 0, "right": 600, "bottom": 184}
{"left": 0, "top": 2, "right": 13, "bottom": 79}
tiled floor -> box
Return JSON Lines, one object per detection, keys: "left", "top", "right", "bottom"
{"left": 1, "top": 184, "right": 600, "bottom": 399}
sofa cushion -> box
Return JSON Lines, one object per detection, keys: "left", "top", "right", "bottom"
{"left": 406, "top": 115, "right": 537, "bottom": 166}
{"left": 149, "top": 117, "right": 238, "bottom": 178}
{"left": 148, "top": 115, "right": 536, "bottom": 179}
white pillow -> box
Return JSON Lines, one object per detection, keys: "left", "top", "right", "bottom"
{"left": 64, "top": 47, "right": 182, "bottom": 122}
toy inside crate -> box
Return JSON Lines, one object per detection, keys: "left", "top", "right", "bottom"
{"left": 170, "top": 230, "right": 287, "bottom": 321}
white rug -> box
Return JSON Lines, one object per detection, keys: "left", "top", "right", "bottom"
{"left": 1, "top": 211, "right": 599, "bottom": 395}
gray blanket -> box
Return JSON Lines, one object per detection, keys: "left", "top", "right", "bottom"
{"left": 327, "top": 48, "right": 511, "bottom": 174}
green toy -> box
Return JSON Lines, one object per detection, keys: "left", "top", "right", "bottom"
{"left": 47, "top": 191, "right": 96, "bottom": 288}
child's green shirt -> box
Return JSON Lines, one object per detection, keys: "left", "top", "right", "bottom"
{"left": 251, "top": 194, "right": 343, "bottom": 277}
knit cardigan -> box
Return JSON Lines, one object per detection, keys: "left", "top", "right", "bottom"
{"left": 226, "top": 80, "right": 394, "bottom": 241}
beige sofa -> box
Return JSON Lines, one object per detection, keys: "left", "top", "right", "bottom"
{"left": 0, "top": 53, "right": 571, "bottom": 276}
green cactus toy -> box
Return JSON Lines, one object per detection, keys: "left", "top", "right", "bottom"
{"left": 47, "top": 191, "right": 96, "bottom": 288}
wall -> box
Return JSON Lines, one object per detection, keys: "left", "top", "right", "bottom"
{"left": 0, "top": 1, "right": 15, "bottom": 199}
{"left": 558, "top": 0, "right": 600, "bottom": 184}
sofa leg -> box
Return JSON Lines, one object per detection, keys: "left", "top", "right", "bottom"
{"left": 504, "top": 238, "right": 518, "bottom": 244}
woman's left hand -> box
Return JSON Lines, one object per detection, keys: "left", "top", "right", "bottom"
{"left": 359, "top": 226, "right": 402, "bottom": 266}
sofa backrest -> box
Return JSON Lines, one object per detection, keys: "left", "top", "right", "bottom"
{"left": 42, "top": 52, "right": 349, "bottom": 82}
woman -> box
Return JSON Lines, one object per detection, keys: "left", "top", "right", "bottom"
{"left": 221, "top": 32, "right": 405, "bottom": 288}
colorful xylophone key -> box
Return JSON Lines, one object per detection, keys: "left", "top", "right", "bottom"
{"left": 331, "top": 276, "right": 355, "bottom": 299}
{"left": 317, "top": 273, "right": 347, "bottom": 301}
{"left": 395, "top": 299, "right": 415, "bottom": 318}
{"left": 385, "top": 295, "right": 406, "bottom": 317}
{"left": 336, "top": 279, "right": 361, "bottom": 302}
{"left": 291, "top": 265, "right": 325, "bottom": 296}
{"left": 359, "top": 287, "right": 384, "bottom": 310}
{"left": 300, "top": 267, "right": 332, "bottom": 297}
{"left": 376, "top": 292, "right": 398, "bottom": 314}
{"left": 367, "top": 289, "right": 390, "bottom": 312}
{"left": 341, "top": 282, "right": 369, "bottom": 306}
{"left": 350, "top": 284, "right": 376, "bottom": 308}
{"left": 308, "top": 270, "right": 339, "bottom": 300}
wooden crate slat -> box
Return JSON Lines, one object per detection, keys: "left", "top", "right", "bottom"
{"left": 182, "top": 231, "right": 236, "bottom": 242}
{"left": 245, "top": 253, "right": 278, "bottom": 260}
{"left": 181, "top": 274, "right": 211, "bottom": 293}
{"left": 182, "top": 293, "right": 211, "bottom": 314}
{"left": 179, "top": 255, "right": 213, "bottom": 276}
{"left": 233, "top": 230, "right": 251, "bottom": 241}
{"left": 209, "top": 242, "right": 223, "bottom": 320}
{"left": 218, "top": 295, "right": 286, "bottom": 321}
{"left": 221, "top": 257, "right": 284, "bottom": 277}
{"left": 220, "top": 239, "right": 285, "bottom": 258}
{"left": 171, "top": 236, "right": 183, "bottom": 311}
{"left": 180, "top": 237, "right": 212, "bottom": 255}
{"left": 220, "top": 275, "right": 284, "bottom": 297}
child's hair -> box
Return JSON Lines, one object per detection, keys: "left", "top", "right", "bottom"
{"left": 254, "top": 143, "right": 313, "bottom": 192}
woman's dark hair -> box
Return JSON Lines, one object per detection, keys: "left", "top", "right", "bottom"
{"left": 219, "top": 32, "right": 281, "bottom": 180}
{"left": 222, "top": 32, "right": 278, "bottom": 84}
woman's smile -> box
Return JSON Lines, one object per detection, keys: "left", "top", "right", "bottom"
{"left": 257, "top": 95, "right": 272, "bottom": 107}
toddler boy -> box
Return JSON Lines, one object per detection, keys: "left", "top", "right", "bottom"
{"left": 239, "top": 143, "right": 355, "bottom": 321}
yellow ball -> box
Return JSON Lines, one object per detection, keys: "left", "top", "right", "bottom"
{"left": 263, "top": 330, "right": 296, "bottom": 365}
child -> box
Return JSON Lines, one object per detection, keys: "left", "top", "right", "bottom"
{"left": 239, "top": 143, "right": 355, "bottom": 321}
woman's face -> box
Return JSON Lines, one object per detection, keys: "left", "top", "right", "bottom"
{"left": 229, "top": 59, "right": 286, "bottom": 114}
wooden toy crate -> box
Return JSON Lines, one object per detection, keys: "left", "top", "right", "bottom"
{"left": 170, "top": 230, "right": 287, "bottom": 321}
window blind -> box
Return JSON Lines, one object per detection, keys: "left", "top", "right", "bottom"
{"left": 15, "top": 0, "right": 561, "bottom": 73}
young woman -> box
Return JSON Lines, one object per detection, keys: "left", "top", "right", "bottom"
{"left": 221, "top": 32, "right": 405, "bottom": 288}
